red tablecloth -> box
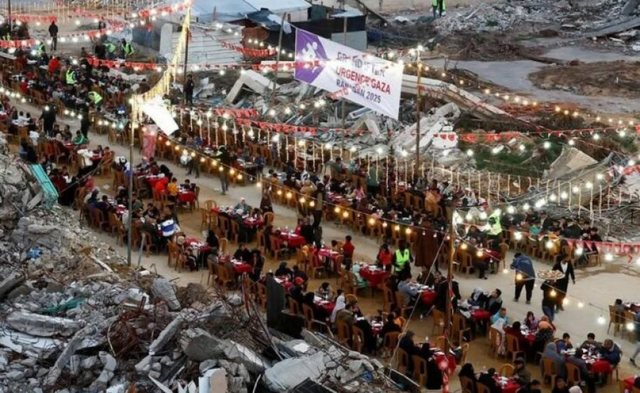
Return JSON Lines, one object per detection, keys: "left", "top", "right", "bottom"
{"left": 421, "top": 290, "right": 437, "bottom": 305}
{"left": 590, "top": 359, "right": 612, "bottom": 374}
{"left": 178, "top": 190, "right": 196, "bottom": 203}
{"left": 498, "top": 378, "right": 521, "bottom": 393}
{"left": 359, "top": 265, "right": 389, "bottom": 287}
{"left": 185, "top": 237, "right": 212, "bottom": 253}
{"left": 624, "top": 376, "right": 636, "bottom": 391}
{"left": 314, "top": 299, "right": 335, "bottom": 315}
{"left": 317, "top": 248, "right": 340, "bottom": 260}
{"left": 471, "top": 309, "right": 491, "bottom": 321}
{"left": 229, "top": 261, "right": 252, "bottom": 274}
{"left": 279, "top": 232, "right": 306, "bottom": 248}
{"left": 434, "top": 353, "right": 456, "bottom": 374}
{"left": 275, "top": 276, "right": 293, "bottom": 292}
{"left": 146, "top": 175, "right": 164, "bottom": 189}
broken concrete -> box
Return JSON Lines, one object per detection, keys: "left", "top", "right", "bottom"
{"left": 152, "top": 278, "right": 181, "bottom": 310}
{"left": 6, "top": 310, "right": 84, "bottom": 337}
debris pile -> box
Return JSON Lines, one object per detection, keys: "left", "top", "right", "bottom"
{"left": 434, "top": 0, "right": 632, "bottom": 35}
{"left": 0, "top": 150, "right": 401, "bottom": 392}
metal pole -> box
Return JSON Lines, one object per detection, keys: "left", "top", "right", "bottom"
{"left": 127, "top": 120, "right": 135, "bottom": 266}
{"left": 7, "top": 0, "right": 12, "bottom": 35}
{"left": 269, "top": 13, "right": 287, "bottom": 107}
{"left": 341, "top": 16, "right": 348, "bottom": 129}
{"left": 415, "top": 52, "right": 422, "bottom": 183}
{"left": 183, "top": 27, "right": 189, "bottom": 84}
{"left": 444, "top": 205, "right": 455, "bottom": 355}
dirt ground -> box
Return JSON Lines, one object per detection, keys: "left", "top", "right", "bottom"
{"left": 529, "top": 60, "right": 640, "bottom": 99}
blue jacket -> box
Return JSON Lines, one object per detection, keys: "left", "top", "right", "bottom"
{"left": 510, "top": 254, "right": 535, "bottom": 280}
{"left": 600, "top": 344, "right": 621, "bottom": 365}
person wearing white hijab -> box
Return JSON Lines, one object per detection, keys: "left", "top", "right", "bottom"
{"left": 330, "top": 290, "right": 345, "bottom": 323}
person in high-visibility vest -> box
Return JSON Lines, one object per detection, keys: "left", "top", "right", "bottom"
{"left": 35, "top": 42, "right": 46, "bottom": 56}
{"left": 121, "top": 39, "right": 134, "bottom": 58}
{"left": 65, "top": 68, "right": 77, "bottom": 85}
{"left": 432, "top": 0, "right": 446, "bottom": 17}
{"left": 393, "top": 239, "right": 413, "bottom": 276}
{"left": 88, "top": 91, "right": 103, "bottom": 109}
{"left": 105, "top": 42, "right": 117, "bottom": 60}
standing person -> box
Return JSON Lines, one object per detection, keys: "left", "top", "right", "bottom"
{"left": 217, "top": 146, "right": 231, "bottom": 195}
{"left": 552, "top": 256, "right": 575, "bottom": 311}
{"left": 630, "top": 312, "right": 640, "bottom": 366}
{"left": 342, "top": 235, "right": 355, "bottom": 268}
{"left": 540, "top": 280, "right": 556, "bottom": 322}
{"left": 312, "top": 182, "right": 324, "bottom": 228}
{"left": 184, "top": 74, "right": 195, "bottom": 106}
{"left": 510, "top": 253, "right": 536, "bottom": 304}
{"left": 49, "top": 21, "right": 58, "bottom": 51}
{"left": 121, "top": 38, "right": 134, "bottom": 58}
{"left": 432, "top": 0, "right": 446, "bottom": 18}
{"left": 39, "top": 103, "right": 56, "bottom": 136}
{"left": 393, "top": 239, "right": 413, "bottom": 277}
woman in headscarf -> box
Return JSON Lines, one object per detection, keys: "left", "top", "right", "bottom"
{"left": 330, "top": 289, "right": 345, "bottom": 323}
{"left": 541, "top": 341, "right": 566, "bottom": 379}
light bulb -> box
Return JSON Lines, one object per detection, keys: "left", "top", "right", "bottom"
{"left": 550, "top": 289, "right": 557, "bottom": 297}
{"left": 578, "top": 302, "right": 584, "bottom": 308}
{"left": 597, "top": 316, "right": 606, "bottom": 325}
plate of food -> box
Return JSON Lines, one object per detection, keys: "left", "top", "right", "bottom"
{"left": 537, "top": 270, "right": 565, "bottom": 280}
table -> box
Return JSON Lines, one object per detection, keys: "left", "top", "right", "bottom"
{"left": 471, "top": 309, "right": 491, "bottom": 322}
{"left": 359, "top": 265, "right": 389, "bottom": 287}
{"left": 229, "top": 260, "right": 253, "bottom": 274}
{"left": 279, "top": 231, "right": 306, "bottom": 248}
{"left": 184, "top": 237, "right": 212, "bottom": 254}
{"left": 178, "top": 189, "right": 196, "bottom": 203}
{"left": 212, "top": 207, "right": 265, "bottom": 229}
{"left": 623, "top": 376, "right": 636, "bottom": 391}
{"left": 494, "top": 376, "right": 520, "bottom": 393}
{"left": 433, "top": 352, "right": 456, "bottom": 374}
{"left": 275, "top": 276, "right": 293, "bottom": 292}
{"left": 421, "top": 289, "right": 437, "bottom": 306}
{"left": 313, "top": 296, "right": 335, "bottom": 315}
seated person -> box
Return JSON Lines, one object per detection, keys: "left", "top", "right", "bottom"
{"left": 598, "top": 339, "right": 621, "bottom": 366}
{"left": 233, "top": 243, "right": 251, "bottom": 262}
{"left": 397, "top": 273, "right": 419, "bottom": 306}
{"left": 234, "top": 198, "right": 250, "bottom": 215}
{"left": 504, "top": 321, "right": 531, "bottom": 354}
{"left": 524, "top": 311, "right": 539, "bottom": 331}
{"left": 315, "top": 282, "right": 334, "bottom": 300}
{"left": 513, "top": 357, "right": 531, "bottom": 385}
{"left": 292, "top": 264, "right": 308, "bottom": 283}
{"left": 491, "top": 308, "right": 509, "bottom": 326}
{"left": 380, "top": 312, "right": 402, "bottom": 338}
{"left": 556, "top": 332, "right": 573, "bottom": 352}
{"left": 578, "top": 332, "right": 601, "bottom": 354}
{"left": 180, "top": 178, "right": 196, "bottom": 191}
{"left": 399, "top": 330, "right": 420, "bottom": 373}
{"left": 478, "top": 368, "right": 501, "bottom": 393}
{"left": 166, "top": 177, "right": 179, "bottom": 202}
{"left": 72, "top": 130, "right": 88, "bottom": 145}
{"left": 274, "top": 261, "right": 293, "bottom": 279}
{"left": 289, "top": 277, "right": 305, "bottom": 305}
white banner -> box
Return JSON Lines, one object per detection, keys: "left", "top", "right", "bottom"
{"left": 294, "top": 29, "right": 403, "bottom": 120}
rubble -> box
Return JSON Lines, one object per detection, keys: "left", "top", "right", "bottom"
{"left": 0, "top": 148, "right": 405, "bottom": 392}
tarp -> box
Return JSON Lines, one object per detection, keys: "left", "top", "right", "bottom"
{"left": 141, "top": 98, "right": 179, "bottom": 135}
{"left": 294, "top": 29, "right": 403, "bottom": 119}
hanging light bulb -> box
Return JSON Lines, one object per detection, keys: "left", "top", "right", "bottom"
{"left": 514, "top": 232, "right": 523, "bottom": 241}
{"left": 597, "top": 316, "right": 606, "bottom": 325}
{"left": 578, "top": 302, "right": 584, "bottom": 308}
{"left": 550, "top": 289, "right": 557, "bottom": 297}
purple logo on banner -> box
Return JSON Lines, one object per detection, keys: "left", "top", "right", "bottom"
{"left": 294, "top": 29, "right": 327, "bottom": 83}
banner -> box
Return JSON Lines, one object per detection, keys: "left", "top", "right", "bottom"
{"left": 294, "top": 29, "right": 403, "bottom": 120}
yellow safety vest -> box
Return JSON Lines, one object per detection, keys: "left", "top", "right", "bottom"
{"left": 66, "top": 70, "right": 76, "bottom": 85}
{"left": 88, "top": 91, "right": 103, "bottom": 105}
{"left": 395, "top": 249, "right": 410, "bottom": 268}
{"left": 432, "top": 0, "right": 446, "bottom": 9}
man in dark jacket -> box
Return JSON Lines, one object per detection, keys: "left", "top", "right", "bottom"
{"left": 49, "top": 21, "right": 58, "bottom": 51}
{"left": 511, "top": 253, "right": 536, "bottom": 304}
{"left": 184, "top": 74, "right": 194, "bottom": 105}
